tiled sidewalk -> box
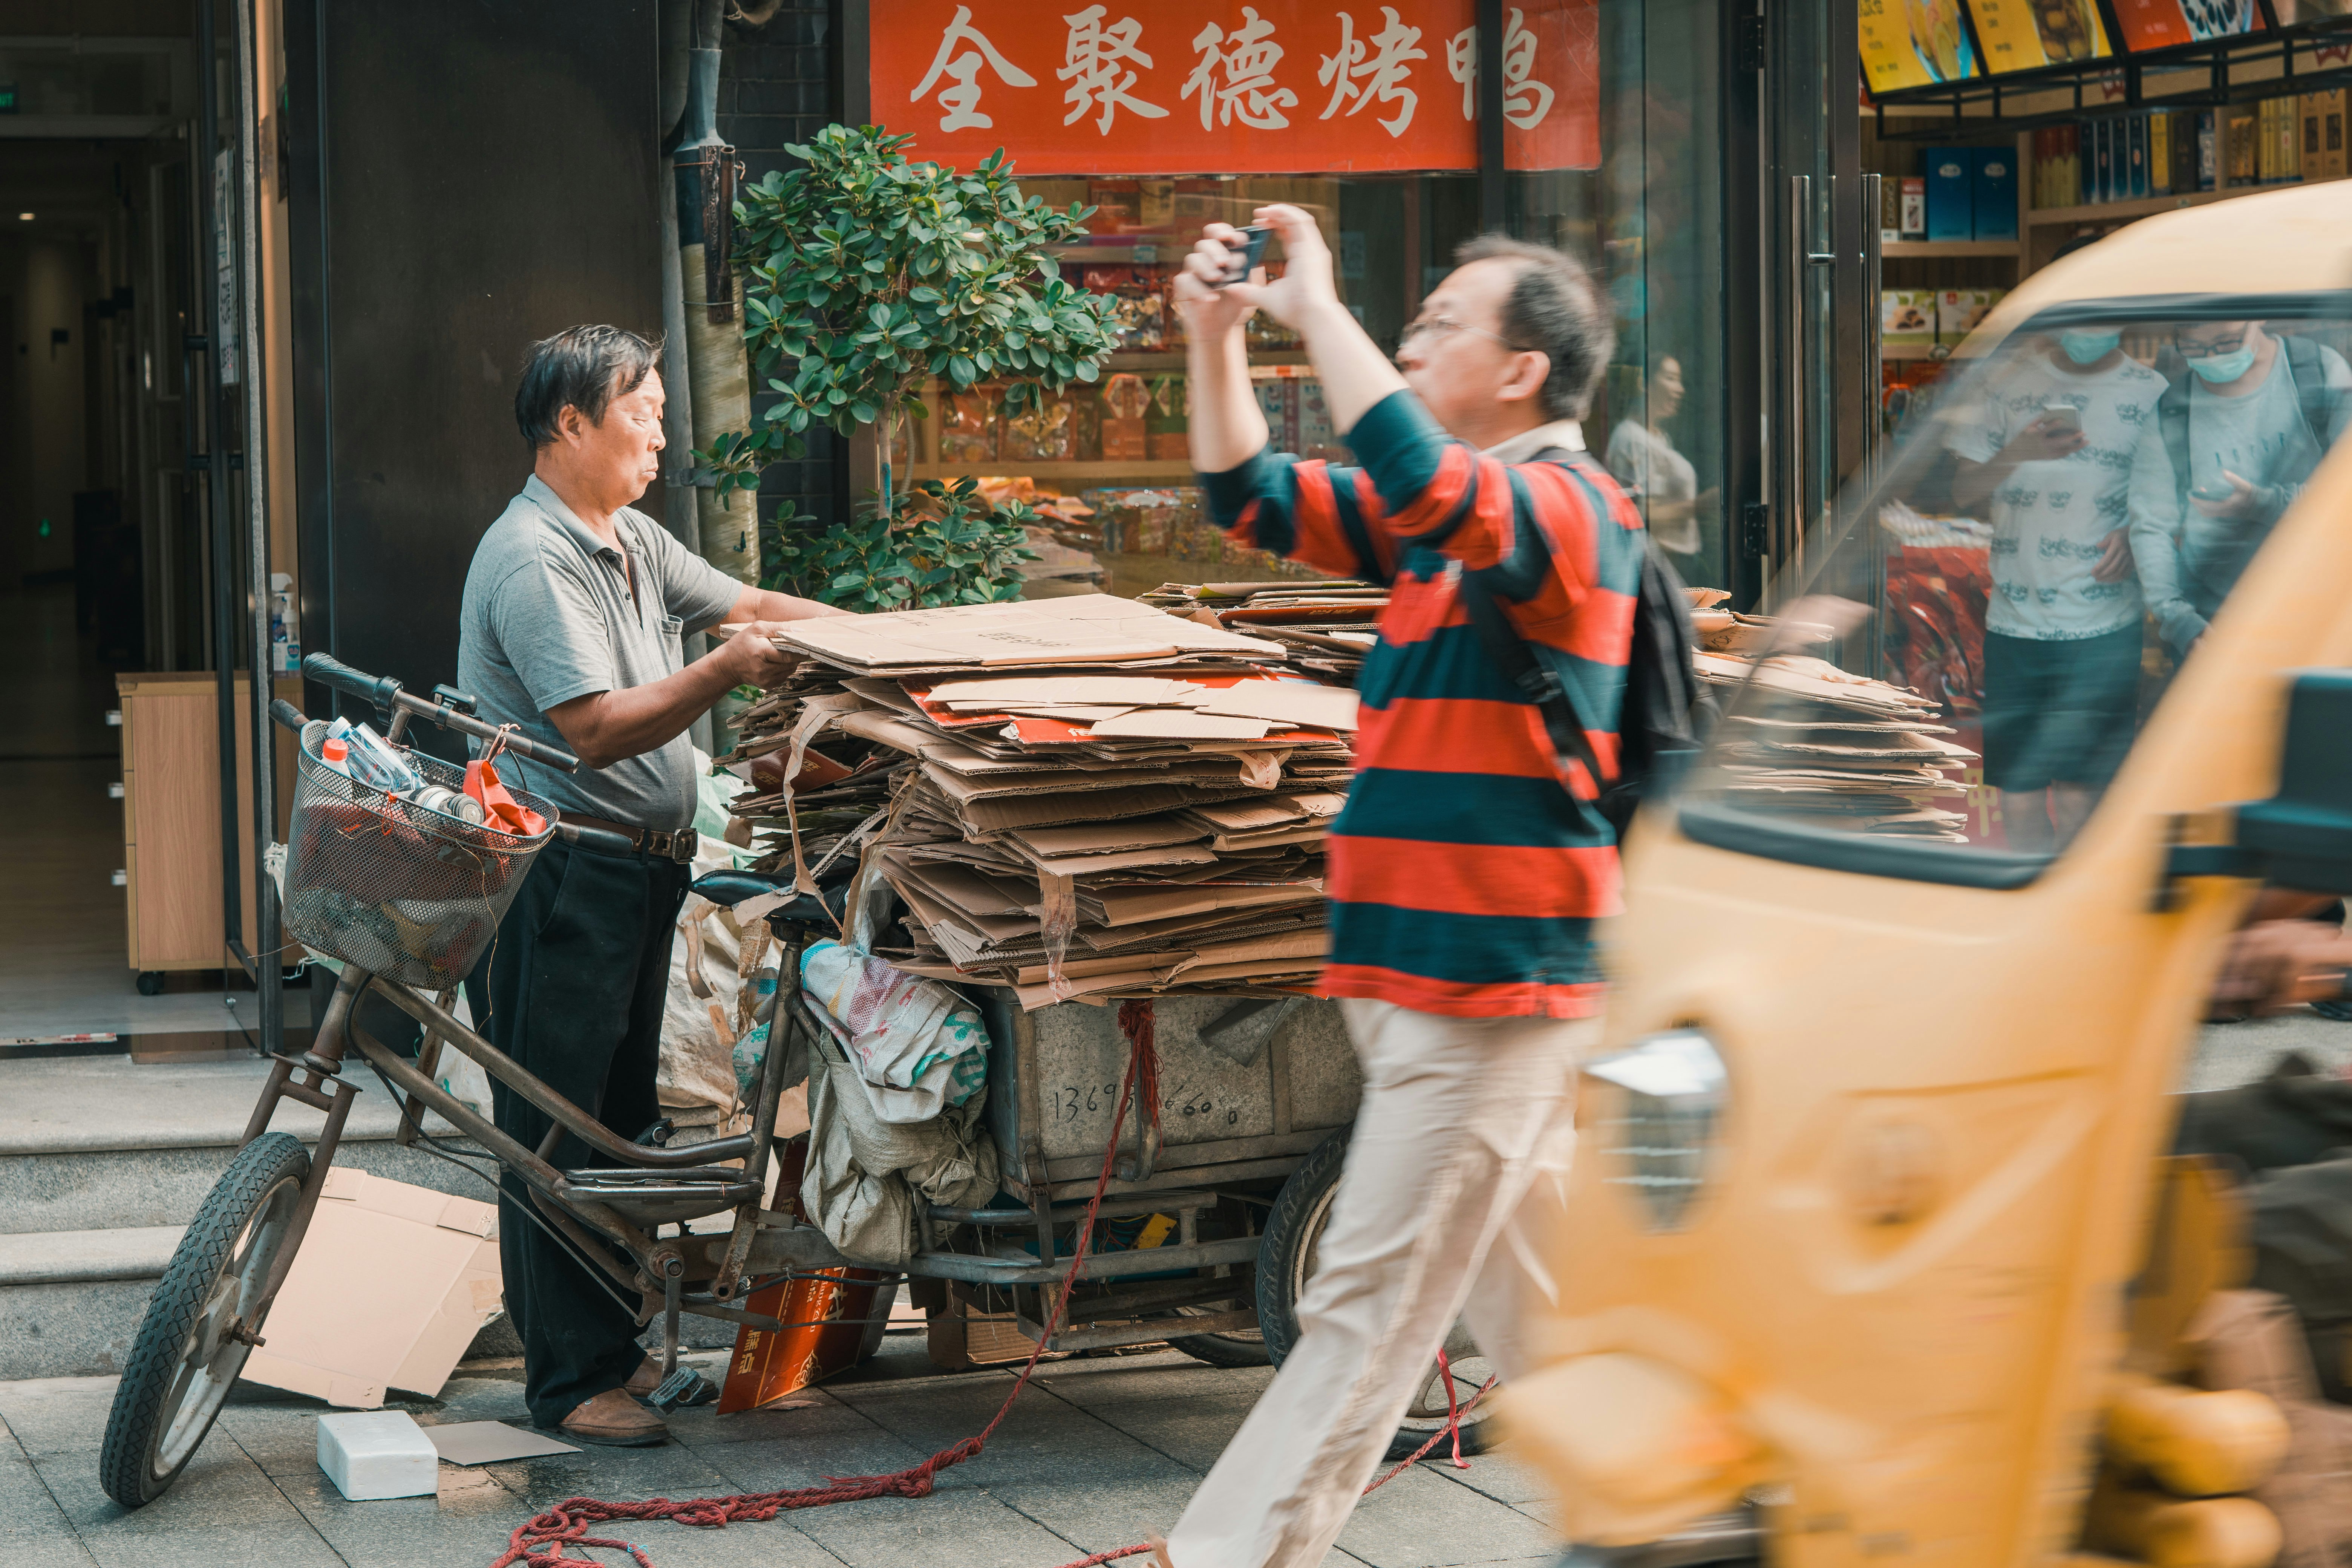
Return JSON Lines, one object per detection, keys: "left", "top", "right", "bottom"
{"left": 0, "top": 1340, "right": 1560, "bottom": 1568}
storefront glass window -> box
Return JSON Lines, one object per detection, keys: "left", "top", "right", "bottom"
{"left": 874, "top": 0, "right": 1729, "bottom": 599}
{"left": 1514, "top": 0, "right": 1730, "bottom": 591}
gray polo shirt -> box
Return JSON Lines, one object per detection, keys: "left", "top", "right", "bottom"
{"left": 457, "top": 474, "right": 742, "bottom": 830}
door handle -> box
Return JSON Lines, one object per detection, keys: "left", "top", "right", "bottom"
{"left": 1785, "top": 175, "right": 1815, "bottom": 581}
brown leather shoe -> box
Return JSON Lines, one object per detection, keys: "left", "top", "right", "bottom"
{"left": 555, "top": 1387, "right": 668, "bottom": 1447}
{"left": 622, "top": 1355, "right": 661, "bottom": 1398}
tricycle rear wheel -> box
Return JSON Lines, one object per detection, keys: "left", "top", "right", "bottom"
{"left": 1256, "top": 1130, "right": 1503, "bottom": 1462}
{"left": 99, "top": 1132, "right": 311, "bottom": 1508}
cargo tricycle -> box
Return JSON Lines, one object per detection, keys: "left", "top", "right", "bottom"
{"left": 98, "top": 653, "right": 1491, "bottom": 1508}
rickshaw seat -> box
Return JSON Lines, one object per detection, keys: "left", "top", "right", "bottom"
{"left": 689, "top": 869, "right": 832, "bottom": 926}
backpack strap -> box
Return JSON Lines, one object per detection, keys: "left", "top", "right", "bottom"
{"left": 2158, "top": 372, "right": 2193, "bottom": 499}
{"left": 1456, "top": 562, "right": 1605, "bottom": 795}
{"left": 1456, "top": 445, "right": 1609, "bottom": 797}
{"left": 2284, "top": 333, "right": 2331, "bottom": 451}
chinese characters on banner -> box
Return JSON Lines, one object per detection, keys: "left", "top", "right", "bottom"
{"left": 881, "top": 1, "right": 1599, "bottom": 176}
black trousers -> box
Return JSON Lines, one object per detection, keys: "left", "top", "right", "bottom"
{"left": 481, "top": 836, "right": 690, "bottom": 1427}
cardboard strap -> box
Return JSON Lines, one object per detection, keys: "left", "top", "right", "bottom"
{"left": 1035, "top": 871, "right": 1078, "bottom": 1003}
{"left": 778, "top": 694, "right": 862, "bottom": 894}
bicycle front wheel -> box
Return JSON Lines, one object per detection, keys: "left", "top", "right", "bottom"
{"left": 99, "top": 1132, "right": 311, "bottom": 1508}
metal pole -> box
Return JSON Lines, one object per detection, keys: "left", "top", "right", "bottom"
{"left": 1476, "top": 0, "right": 1505, "bottom": 233}
{"left": 234, "top": 0, "right": 282, "bottom": 1056}
{"left": 196, "top": 0, "right": 244, "bottom": 962}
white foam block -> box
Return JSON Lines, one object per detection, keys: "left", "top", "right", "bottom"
{"left": 317, "top": 1409, "right": 439, "bottom": 1500}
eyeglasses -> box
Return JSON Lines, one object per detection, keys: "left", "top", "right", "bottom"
{"left": 1399, "top": 315, "right": 1531, "bottom": 352}
{"left": 2176, "top": 331, "right": 2250, "bottom": 359}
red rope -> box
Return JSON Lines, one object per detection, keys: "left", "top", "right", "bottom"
{"left": 1116, "top": 1000, "right": 1160, "bottom": 1168}
{"left": 485, "top": 1003, "right": 1489, "bottom": 1568}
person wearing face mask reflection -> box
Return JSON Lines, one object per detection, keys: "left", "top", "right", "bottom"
{"left": 1605, "top": 351, "right": 1718, "bottom": 559}
{"left": 2127, "top": 320, "right": 2352, "bottom": 656}
{"left": 1947, "top": 327, "right": 2167, "bottom": 852}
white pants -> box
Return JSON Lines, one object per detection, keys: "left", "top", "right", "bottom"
{"left": 1166, "top": 999, "right": 1594, "bottom": 1568}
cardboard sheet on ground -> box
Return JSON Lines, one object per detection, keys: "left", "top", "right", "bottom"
{"left": 426, "top": 1421, "right": 580, "bottom": 1465}
{"left": 240, "top": 1168, "right": 501, "bottom": 1409}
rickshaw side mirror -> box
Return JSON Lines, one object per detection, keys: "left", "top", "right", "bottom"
{"left": 2167, "top": 671, "right": 2352, "bottom": 897}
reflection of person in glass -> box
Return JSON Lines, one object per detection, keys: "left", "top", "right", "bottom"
{"left": 1948, "top": 329, "right": 2167, "bottom": 851}
{"left": 2128, "top": 320, "right": 2352, "bottom": 656}
{"left": 1605, "top": 352, "right": 1715, "bottom": 559}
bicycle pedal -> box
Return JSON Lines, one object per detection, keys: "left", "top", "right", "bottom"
{"left": 648, "top": 1367, "right": 718, "bottom": 1410}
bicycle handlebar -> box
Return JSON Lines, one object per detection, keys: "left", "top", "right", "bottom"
{"left": 302, "top": 652, "right": 402, "bottom": 715}
{"left": 299, "top": 652, "right": 583, "bottom": 773}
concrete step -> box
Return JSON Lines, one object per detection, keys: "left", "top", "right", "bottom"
{"left": 0, "top": 1052, "right": 496, "bottom": 1380}
{"left": 0, "top": 1051, "right": 488, "bottom": 1234}
{"left": 0, "top": 1052, "right": 738, "bottom": 1380}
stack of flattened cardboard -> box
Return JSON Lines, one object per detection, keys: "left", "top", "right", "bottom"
{"left": 727, "top": 596, "right": 1358, "bottom": 1007}
{"left": 1689, "top": 602, "right": 1977, "bottom": 842}
{"left": 1137, "top": 581, "right": 1386, "bottom": 685}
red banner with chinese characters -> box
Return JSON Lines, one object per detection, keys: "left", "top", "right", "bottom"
{"left": 873, "top": 1, "right": 1598, "bottom": 176}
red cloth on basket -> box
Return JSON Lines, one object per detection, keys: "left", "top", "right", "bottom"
{"left": 465, "top": 754, "right": 544, "bottom": 837}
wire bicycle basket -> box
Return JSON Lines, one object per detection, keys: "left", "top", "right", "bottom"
{"left": 281, "top": 720, "right": 557, "bottom": 988}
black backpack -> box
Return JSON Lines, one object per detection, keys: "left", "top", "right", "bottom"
{"left": 1455, "top": 453, "right": 1715, "bottom": 838}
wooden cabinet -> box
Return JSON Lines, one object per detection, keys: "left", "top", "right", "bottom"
{"left": 115, "top": 672, "right": 300, "bottom": 977}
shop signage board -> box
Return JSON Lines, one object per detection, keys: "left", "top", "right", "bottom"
{"left": 875, "top": 1, "right": 1599, "bottom": 175}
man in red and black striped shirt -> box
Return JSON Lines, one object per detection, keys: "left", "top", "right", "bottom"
{"left": 1156, "top": 208, "right": 1642, "bottom": 1568}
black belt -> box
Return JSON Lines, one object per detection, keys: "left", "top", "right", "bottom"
{"left": 559, "top": 810, "right": 698, "bottom": 863}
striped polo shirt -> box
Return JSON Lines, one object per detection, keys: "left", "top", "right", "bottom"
{"left": 1202, "top": 390, "right": 1645, "bottom": 1019}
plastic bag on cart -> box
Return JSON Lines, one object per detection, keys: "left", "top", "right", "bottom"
{"left": 800, "top": 939, "right": 988, "bottom": 1125}
{"left": 801, "top": 1029, "right": 1000, "bottom": 1266}
{"left": 659, "top": 759, "right": 788, "bottom": 1142}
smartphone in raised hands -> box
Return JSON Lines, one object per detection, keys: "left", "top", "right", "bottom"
{"left": 1215, "top": 225, "right": 1273, "bottom": 289}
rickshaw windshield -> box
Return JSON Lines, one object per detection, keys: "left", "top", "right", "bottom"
{"left": 1679, "top": 292, "right": 2352, "bottom": 887}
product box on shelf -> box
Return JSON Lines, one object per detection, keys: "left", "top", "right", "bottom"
{"left": 1081, "top": 266, "right": 1165, "bottom": 353}
{"left": 1882, "top": 290, "right": 1935, "bottom": 352}
{"left": 1096, "top": 372, "right": 1152, "bottom": 463}
{"left": 1972, "top": 147, "right": 2017, "bottom": 240}
{"left": 1937, "top": 288, "right": 2001, "bottom": 346}
{"left": 1003, "top": 389, "right": 1079, "bottom": 464}
{"left": 1899, "top": 176, "right": 1927, "bottom": 239}
{"left": 1255, "top": 378, "right": 1296, "bottom": 454}
{"left": 1925, "top": 148, "right": 1973, "bottom": 240}
{"left": 1146, "top": 372, "right": 1189, "bottom": 462}
{"left": 1296, "top": 379, "right": 1341, "bottom": 462}
{"left": 936, "top": 384, "right": 1000, "bottom": 466}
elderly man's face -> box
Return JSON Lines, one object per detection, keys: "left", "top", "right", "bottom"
{"left": 559, "top": 371, "right": 666, "bottom": 507}
{"left": 1393, "top": 258, "right": 1548, "bottom": 439}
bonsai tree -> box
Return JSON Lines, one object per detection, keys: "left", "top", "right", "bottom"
{"left": 698, "top": 124, "right": 1122, "bottom": 609}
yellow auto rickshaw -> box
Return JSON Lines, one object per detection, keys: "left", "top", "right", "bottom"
{"left": 1506, "top": 181, "right": 2352, "bottom": 1568}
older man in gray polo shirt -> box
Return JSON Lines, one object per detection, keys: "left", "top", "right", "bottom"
{"left": 458, "top": 324, "right": 839, "bottom": 1449}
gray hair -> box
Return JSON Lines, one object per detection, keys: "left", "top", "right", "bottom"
{"left": 1452, "top": 234, "right": 1614, "bottom": 421}
{"left": 514, "top": 324, "right": 663, "bottom": 449}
